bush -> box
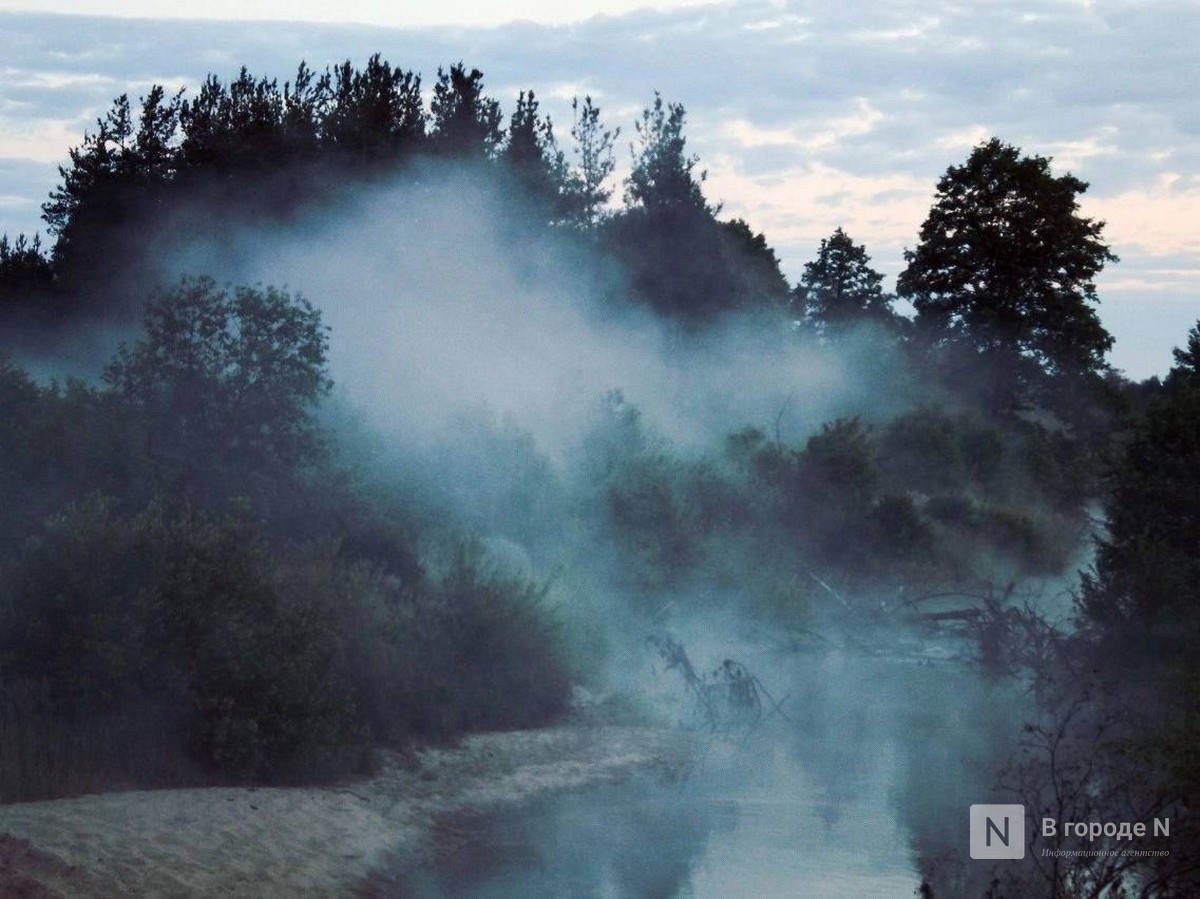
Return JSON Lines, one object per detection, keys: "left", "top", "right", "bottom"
{"left": 389, "top": 544, "right": 571, "bottom": 738}
{"left": 0, "top": 496, "right": 354, "bottom": 787}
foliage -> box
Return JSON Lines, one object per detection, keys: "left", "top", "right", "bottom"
{"left": 624, "top": 92, "right": 710, "bottom": 213}
{"left": 596, "top": 94, "right": 792, "bottom": 321}
{"left": 0, "top": 360, "right": 144, "bottom": 555}
{"left": 398, "top": 544, "right": 571, "bottom": 736}
{"left": 324, "top": 55, "right": 425, "bottom": 162}
{"left": 0, "top": 497, "right": 353, "bottom": 782}
{"left": 500, "top": 90, "right": 572, "bottom": 217}
{"left": 566, "top": 96, "right": 619, "bottom": 227}
{"left": 0, "top": 234, "right": 55, "bottom": 307}
{"left": 1080, "top": 323, "right": 1200, "bottom": 636}
{"left": 795, "top": 227, "right": 897, "bottom": 333}
{"left": 603, "top": 205, "right": 790, "bottom": 321}
{"left": 1166, "top": 319, "right": 1200, "bottom": 390}
{"left": 104, "top": 276, "right": 331, "bottom": 502}
{"left": 429, "top": 63, "right": 504, "bottom": 157}
{"left": 899, "top": 138, "right": 1116, "bottom": 408}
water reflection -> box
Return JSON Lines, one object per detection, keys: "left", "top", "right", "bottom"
{"left": 391, "top": 777, "right": 712, "bottom": 898}
{"left": 387, "top": 650, "right": 1023, "bottom": 897}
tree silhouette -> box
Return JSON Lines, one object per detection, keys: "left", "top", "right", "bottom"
{"left": 625, "top": 92, "right": 710, "bottom": 213}
{"left": 501, "top": 90, "right": 567, "bottom": 214}
{"left": 104, "top": 277, "right": 330, "bottom": 502}
{"left": 899, "top": 138, "right": 1115, "bottom": 387}
{"left": 796, "top": 227, "right": 895, "bottom": 333}
{"left": 567, "top": 95, "right": 619, "bottom": 227}
{"left": 325, "top": 55, "right": 425, "bottom": 163}
{"left": 429, "top": 63, "right": 503, "bottom": 158}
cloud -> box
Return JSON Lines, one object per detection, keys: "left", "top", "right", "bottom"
{"left": 1087, "top": 173, "right": 1200, "bottom": 259}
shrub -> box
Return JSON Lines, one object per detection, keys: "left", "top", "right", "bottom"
{"left": 0, "top": 496, "right": 354, "bottom": 786}
{"left": 389, "top": 543, "right": 571, "bottom": 738}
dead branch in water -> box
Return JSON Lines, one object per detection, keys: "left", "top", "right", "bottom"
{"left": 645, "top": 634, "right": 792, "bottom": 731}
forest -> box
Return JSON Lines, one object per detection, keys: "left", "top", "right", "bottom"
{"left": 0, "top": 56, "right": 1197, "bottom": 897}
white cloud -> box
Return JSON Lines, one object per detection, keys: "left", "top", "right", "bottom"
{"left": 1, "top": 68, "right": 116, "bottom": 89}
{"left": 1088, "top": 173, "right": 1200, "bottom": 258}
{"left": 704, "top": 155, "right": 931, "bottom": 268}
{"left": 0, "top": 118, "right": 86, "bottom": 163}
{"left": 0, "top": 0, "right": 727, "bottom": 27}
{"left": 719, "top": 99, "right": 884, "bottom": 154}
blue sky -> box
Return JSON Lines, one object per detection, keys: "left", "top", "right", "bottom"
{"left": 0, "top": 0, "right": 1196, "bottom": 377}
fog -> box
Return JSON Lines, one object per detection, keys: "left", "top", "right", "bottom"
{"left": 160, "top": 163, "right": 918, "bottom": 464}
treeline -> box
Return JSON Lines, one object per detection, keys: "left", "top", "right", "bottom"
{"left": 0, "top": 59, "right": 788, "bottom": 323}
{"left": 0, "top": 58, "right": 1121, "bottom": 430}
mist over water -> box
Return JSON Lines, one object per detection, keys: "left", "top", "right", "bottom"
{"left": 391, "top": 644, "right": 1028, "bottom": 897}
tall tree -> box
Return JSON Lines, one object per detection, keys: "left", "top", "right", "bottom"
{"left": 624, "top": 92, "right": 710, "bottom": 213}
{"left": 325, "top": 55, "right": 425, "bottom": 163}
{"left": 42, "top": 92, "right": 180, "bottom": 292}
{"left": 500, "top": 90, "right": 567, "bottom": 213}
{"left": 42, "top": 95, "right": 133, "bottom": 239}
{"left": 796, "top": 227, "right": 896, "bottom": 333}
{"left": 605, "top": 95, "right": 792, "bottom": 322}
{"left": 131, "top": 85, "right": 183, "bottom": 181}
{"left": 1080, "top": 320, "right": 1200, "bottom": 632}
{"left": 899, "top": 138, "right": 1115, "bottom": 385}
{"left": 429, "top": 64, "right": 503, "bottom": 158}
{"left": 567, "top": 95, "right": 618, "bottom": 227}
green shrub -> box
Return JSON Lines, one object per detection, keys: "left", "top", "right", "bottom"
{"left": 0, "top": 496, "right": 354, "bottom": 785}
{"left": 389, "top": 544, "right": 571, "bottom": 738}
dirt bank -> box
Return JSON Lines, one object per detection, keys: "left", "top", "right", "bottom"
{"left": 0, "top": 724, "right": 692, "bottom": 897}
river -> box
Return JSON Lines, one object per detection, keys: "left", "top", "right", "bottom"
{"left": 386, "top": 644, "right": 1026, "bottom": 897}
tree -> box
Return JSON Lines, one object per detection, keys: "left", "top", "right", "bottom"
{"left": 1080, "top": 323, "right": 1200, "bottom": 632}
{"left": 0, "top": 234, "right": 54, "bottom": 305}
{"left": 624, "top": 92, "right": 710, "bottom": 213}
{"left": 1167, "top": 320, "right": 1200, "bottom": 390}
{"left": 500, "top": 90, "right": 567, "bottom": 213}
{"left": 179, "top": 69, "right": 288, "bottom": 172}
{"left": 604, "top": 94, "right": 791, "bottom": 321}
{"left": 898, "top": 138, "right": 1116, "bottom": 401}
{"left": 42, "top": 91, "right": 184, "bottom": 291}
{"left": 567, "top": 95, "right": 619, "bottom": 227}
{"left": 429, "top": 63, "right": 503, "bottom": 158}
{"left": 41, "top": 95, "right": 139, "bottom": 273}
{"left": 325, "top": 55, "right": 425, "bottom": 163}
{"left": 131, "top": 85, "right": 183, "bottom": 181}
{"left": 795, "top": 227, "right": 896, "bottom": 333}
{"left": 104, "top": 276, "right": 331, "bottom": 501}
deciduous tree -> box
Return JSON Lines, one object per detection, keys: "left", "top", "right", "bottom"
{"left": 899, "top": 139, "right": 1116, "bottom": 406}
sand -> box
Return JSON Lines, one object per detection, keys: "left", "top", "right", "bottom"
{"left": 0, "top": 724, "right": 692, "bottom": 897}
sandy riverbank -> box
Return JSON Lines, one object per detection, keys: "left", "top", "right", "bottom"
{"left": 0, "top": 724, "right": 693, "bottom": 897}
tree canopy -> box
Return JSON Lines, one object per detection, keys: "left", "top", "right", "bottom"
{"left": 1081, "top": 320, "right": 1200, "bottom": 633}
{"left": 899, "top": 138, "right": 1115, "bottom": 382}
{"left": 104, "top": 277, "right": 330, "bottom": 501}
{"left": 429, "top": 63, "right": 504, "bottom": 157}
{"left": 624, "top": 92, "right": 709, "bottom": 213}
{"left": 795, "top": 227, "right": 896, "bottom": 333}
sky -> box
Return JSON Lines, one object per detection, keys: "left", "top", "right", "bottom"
{"left": 0, "top": 0, "right": 1197, "bottom": 378}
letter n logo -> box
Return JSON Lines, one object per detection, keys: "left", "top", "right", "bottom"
{"left": 970, "top": 805, "right": 1025, "bottom": 859}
